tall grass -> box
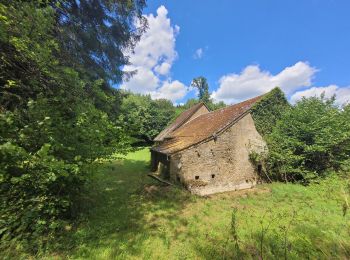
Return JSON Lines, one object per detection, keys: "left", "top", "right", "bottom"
{"left": 3, "top": 148, "right": 349, "bottom": 259}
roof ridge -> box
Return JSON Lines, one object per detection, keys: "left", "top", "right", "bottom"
{"left": 153, "top": 102, "right": 209, "bottom": 142}
{"left": 171, "top": 102, "right": 206, "bottom": 131}
{"left": 153, "top": 93, "right": 264, "bottom": 154}
{"left": 210, "top": 93, "right": 266, "bottom": 113}
{"left": 171, "top": 94, "right": 263, "bottom": 132}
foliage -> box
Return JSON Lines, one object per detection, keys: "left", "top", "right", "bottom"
{"left": 0, "top": 1, "right": 59, "bottom": 110}
{"left": 191, "top": 76, "right": 211, "bottom": 104}
{"left": 256, "top": 94, "right": 350, "bottom": 182}
{"left": 181, "top": 98, "right": 200, "bottom": 110}
{"left": 0, "top": 141, "right": 81, "bottom": 252}
{"left": 189, "top": 76, "right": 226, "bottom": 111}
{"left": 53, "top": 0, "right": 147, "bottom": 84}
{"left": 176, "top": 96, "right": 226, "bottom": 117}
{"left": 119, "top": 92, "right": 176, "bottom": 143}
{"left": 0, "top": 0, "right": 144, "bottom": 251}
{"left": 207, "top": 100, "right": 227, "bottom": 111}
{"left": 250, "top": 87, "right": 290, "bottom": 136}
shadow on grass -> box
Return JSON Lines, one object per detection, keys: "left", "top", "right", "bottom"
{"left": 62, "top": 157, "right": 192, "bottom": 258}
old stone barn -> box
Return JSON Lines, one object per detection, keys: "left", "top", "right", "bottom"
{"left": 151, "top": 95, "right": 267, "bottom": 196}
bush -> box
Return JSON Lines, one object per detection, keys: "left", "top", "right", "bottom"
{"left": 251, "top": 87, "right": 290, "bottom": 136}
{"left": 0, "top": 142, "right": 81, "bottom": 250}
{"left": 262, "top": 95, "right": 350, "bottom": 182}
{"left": 0, "top": 1, "right": 133, "bottom": 251}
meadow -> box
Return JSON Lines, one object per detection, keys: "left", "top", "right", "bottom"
{"left": 7, "top": 148, "right": 349, "bottom": 259}
{"left": 2, "top": 2, "right": 350, "bottom": 259}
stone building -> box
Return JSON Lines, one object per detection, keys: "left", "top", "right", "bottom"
{"left": 151, "top": 95, "right": 267, "bottom": 196}
{"left": 153, "top": 102, "right": 210, "bottom": 143}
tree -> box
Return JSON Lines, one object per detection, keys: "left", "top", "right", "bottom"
{"left": 0, "top": 0, "right": 147, "bottom": 111}
{"left": 191, "top": 76, "right": 211, "bottom": 104}
{"left": 119, "top": 92, "right": 175, "bottom": 144}
{"left": 189, "top": 76, "right": 226, "bottom": 111}
{"left": 262, "top": 94, "right": 350, "bottom": 182}
{"left": 207, "top": 100, "right": 226, "bottom": 111}
{"left": 182, "top": 98, "right": 200, "bottom": 109}
{"left": 53, "top": 0, "right": 147, "bottom": 84}
{"left": 250, "top": 87, "right": 290, "bottom": 136}
{"left": 0, "top": 0, "right": 145, "bottom": 249}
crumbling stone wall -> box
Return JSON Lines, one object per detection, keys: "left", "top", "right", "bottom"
{"left": 170, "top": 113, "right": 266, "bottom": 196}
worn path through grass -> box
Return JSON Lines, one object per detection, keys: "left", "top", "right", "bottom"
{"left": 64, "top": 148, "right": 193, "bottom": 259}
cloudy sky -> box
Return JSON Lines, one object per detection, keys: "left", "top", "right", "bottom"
{"left": 121, "top": 1, "right": 350, "bottom": 105}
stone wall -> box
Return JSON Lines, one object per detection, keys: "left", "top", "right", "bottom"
{"left": 169, "top": 113, "right": 266, "bottom": 196}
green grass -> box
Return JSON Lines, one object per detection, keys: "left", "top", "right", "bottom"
{"left": 7, "top": 148, "right": 350, "bottom": 259}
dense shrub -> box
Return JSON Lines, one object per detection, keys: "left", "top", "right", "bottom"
{"left": 0, "top": 1, "right": 141, "bottom": 250}
{"left": 0, "top": 96, "right": 130, "bottom": 249}
{"left": 251, "top": 87, "right": 290, "bottom": 136}
{"left": 0, "top": 142, "right": 81, "bottom": 247}
{"left": 256, "top": 95, "right": 350, "bottom": 182}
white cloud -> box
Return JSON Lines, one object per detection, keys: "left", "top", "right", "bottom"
{"left": 121, "top": 6, "right": 187, "bottom": 102}
{"left": 212, "top": 61, "right": 317, "bottom": 104}
{"left": 194, "top": 48, "right": 203, "bottom": 59}
{"left": 154, "top": 62, "right": 171, "bottom": 75}
{"left": 291, "top": 85, "right": 350, "bottom": 105}
{"left": 128, "top": 5, "right": 178, "bottom": 70}
{"left": 121, "top": 66, "right": 159, "bottom": 94}
{"left": 150, "top": 80, "right": 187, "bottom": 102}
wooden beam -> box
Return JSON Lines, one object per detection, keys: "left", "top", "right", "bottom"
{"left": 147, "top": 174, "right": 174, "bottom": 186}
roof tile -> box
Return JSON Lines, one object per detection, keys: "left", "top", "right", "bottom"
{"left": 152, "top": 95, "right": 263, "bottom": 154}
{"left": 154, "top": 102, "right": 208, "bottom": 141}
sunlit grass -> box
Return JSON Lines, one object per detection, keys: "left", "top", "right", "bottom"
{"left": 17, "top": 148, "right": 350, "bottom": 259}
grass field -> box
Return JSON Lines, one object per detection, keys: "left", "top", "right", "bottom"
{"left": 9, "top": 148, "right": 350, "bottom": 259}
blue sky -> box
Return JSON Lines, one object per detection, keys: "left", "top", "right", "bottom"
{"left": 121, "top": 0, "right": 350, "bottom": 105}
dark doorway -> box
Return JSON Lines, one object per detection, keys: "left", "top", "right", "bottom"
{"left": 258, "top": 164, "right": 262, "bottom": 175}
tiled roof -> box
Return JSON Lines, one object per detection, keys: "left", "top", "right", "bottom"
{"left": 154, "top": 102, "right": 208, "bottom": 142}
{"left": 152, "top": 94, "right": 263, "bottom": 154}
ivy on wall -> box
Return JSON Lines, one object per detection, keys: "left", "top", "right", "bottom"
{"left": 250, "top": 87, "right": 290, "bottom": 137}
